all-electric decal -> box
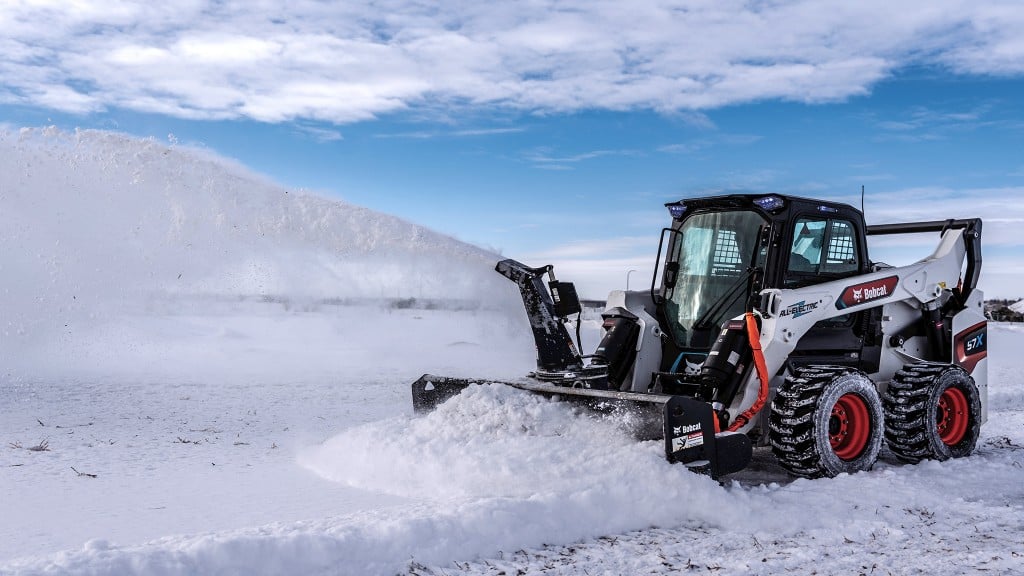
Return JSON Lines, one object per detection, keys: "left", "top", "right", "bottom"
{"left": 779, "top": 300, "right": 819, "bottom": 318}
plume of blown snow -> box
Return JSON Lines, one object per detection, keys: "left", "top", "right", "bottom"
{"left": 0, "top": 127, "right": 521, "bottom": 378}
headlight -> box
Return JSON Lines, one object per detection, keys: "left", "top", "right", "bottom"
{"left": 753, "top": 195, "right": 785, "bottom": 212}
{"left": 667, "top": 203, "right": 687, "bottom": 219}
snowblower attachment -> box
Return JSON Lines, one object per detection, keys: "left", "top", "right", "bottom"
{"left": 410, "top": 258, "right": 752, "bottom": 479}
{"left": 412, "top": 374, "right": 751, "bottom": 478}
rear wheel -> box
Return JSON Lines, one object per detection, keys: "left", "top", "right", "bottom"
{"left": 769, "top": 366, "right": 884, "bottom": 478}
{"left": 883, "top": 363, "right": 981, "bottom": 462}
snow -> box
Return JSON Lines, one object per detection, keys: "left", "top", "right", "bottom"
{"left": 2, "top": 128, "right": 1023, "bottom": 575}
{"left": 0, "top": 127, "right": 520, "bottom": 384}
{"left": 1010, "top": 299, "right": 1024, "bottom": 315}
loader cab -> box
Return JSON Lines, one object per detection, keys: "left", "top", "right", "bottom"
{"left": 658, "top": 194, "right": 878, "bottom": 373}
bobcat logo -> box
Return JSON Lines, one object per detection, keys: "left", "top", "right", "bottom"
{"left": 684, "top": 358, "right": 703, "bottom": 375}
{"left": 836, "top": 275, "right": 899, "bottom": 311}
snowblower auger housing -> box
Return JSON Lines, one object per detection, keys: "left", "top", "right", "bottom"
{"left": 413, "top": 374, "right": 753, "bottom": 478}
{"left": 412, "top": 193, "right": 987, "bottom": 480}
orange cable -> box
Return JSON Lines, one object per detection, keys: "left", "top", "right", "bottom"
{"left": 728, "top": 312, "right": 769, "bottom": 432}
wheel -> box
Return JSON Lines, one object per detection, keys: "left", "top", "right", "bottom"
{"left": 883, "top": 363, "right": 982, "bottom": 462}
{"left": 769, "top": 366, "right": 885, "bottom": 478}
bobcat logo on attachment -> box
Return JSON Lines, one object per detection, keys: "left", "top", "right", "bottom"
{"left": 836, "top": 275, "right": 899, "bottom": 310}
{"left": 671, "top": 423, "right": 705, "bottom": 453}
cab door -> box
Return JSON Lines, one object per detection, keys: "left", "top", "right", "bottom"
{"left": 784, "top": 214, "right": 879, "bottom": 370}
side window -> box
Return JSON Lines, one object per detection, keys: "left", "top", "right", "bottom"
{"left": 788, "top": 218, "right": 826, "bottom": 273}
{"left": 787, "top": 217, "right": 860, "bottom": 285}
{"left": 822, "top": 220, "right": 858, "bottom": 274}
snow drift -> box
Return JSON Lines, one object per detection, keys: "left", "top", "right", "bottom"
{"left": 6, "top": 334, "right": 1024, "bottom": 575}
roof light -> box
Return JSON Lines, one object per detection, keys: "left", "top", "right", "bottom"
{"left": 753, "top": 195, "right": 785, "bottom": 212}
{"left": 667, "top": 203, "right": 688, "bottom": 219}
{"left": 818, "top": 205, "right": 839, "bottom": 213}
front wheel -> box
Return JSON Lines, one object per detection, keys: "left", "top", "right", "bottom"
{"left": 769, "top": 366, "right": 885, "bottom": 478}
{"left": 883, "top": 363, "right": 982, "bottom": 462}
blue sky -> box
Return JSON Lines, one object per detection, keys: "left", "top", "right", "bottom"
{"left": 2, "top": 1, "right": 1022, "bottom": 298}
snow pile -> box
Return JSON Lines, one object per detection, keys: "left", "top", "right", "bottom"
{"left": 1010, "top": 299, "right": 1024, "bottom": 314}
{"left": 0, "top": 128, "right": 498, "bottom": 300}
{"left": 301, "top": 383, "right": 742, "bottom": 524}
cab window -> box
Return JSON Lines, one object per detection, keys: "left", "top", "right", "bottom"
{"left": 786, "top": 217, "right": 860, "bottom": 286}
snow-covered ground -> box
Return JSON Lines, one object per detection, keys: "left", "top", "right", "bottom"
{"left": 3, "top": 317, "right": 1023, "bottom": 575}
{"left": 2, "top": 129, "right": 1022, "bottom": 575}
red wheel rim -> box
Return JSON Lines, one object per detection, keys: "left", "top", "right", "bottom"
{"left": 829, "top": 393, "right": 871, "bottom": 460}
{"left": 937, "top": 387, "right": 970, "bottom": 445}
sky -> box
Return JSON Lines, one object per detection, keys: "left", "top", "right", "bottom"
{"left": 1, "top": 0, "right": 1023, "bottom": 299}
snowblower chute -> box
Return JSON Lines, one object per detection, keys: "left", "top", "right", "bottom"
{"left": 412, "top": 194, "right": 988, "bottom": 480}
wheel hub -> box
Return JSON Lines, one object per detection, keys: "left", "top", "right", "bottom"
{"left": 829, "top": 393, "right": 871, "bottom": 461}
{"left": 936, "top": 386, "right": 970, "bottom": 446}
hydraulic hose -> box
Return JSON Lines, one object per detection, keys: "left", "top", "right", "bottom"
{"left": 728, "top": 312, "right": 769, "bottom": 432}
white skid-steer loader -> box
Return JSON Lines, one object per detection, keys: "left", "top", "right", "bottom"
{"left": 413, "top": 194, "right": 987, "bottom": 479}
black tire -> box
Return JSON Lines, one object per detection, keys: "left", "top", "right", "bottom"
{"left": 769, "top": 366, "right": 885, "bottom": 478}
{"left": 883, "top": 363, "right": 982, "bottom": 463}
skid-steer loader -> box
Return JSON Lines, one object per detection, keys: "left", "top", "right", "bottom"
{"left": 412, "top": 194, "right": 987, "bottom": 479}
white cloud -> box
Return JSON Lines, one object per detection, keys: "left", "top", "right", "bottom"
{"left": 370, "top": 126, "right": 525, "bottom": 139}
{"left": 0, "top": 1, "right": 1021, "bottom": 123}
{"left": 517, "top": 253, "right": 659, "bottom": 300}
{"left": 453, "top": 127, "right": 525, "bottom": 137}
{"left": 517, "top": 235, "right": 664, "bottom": 299}
{"left": 523, "top": 148, "right": 639, "bottom": 165}
{"left": 173, "top": 35, "right": 281, "bottom": 64}
{"left": 862, "top": 186, "right": 1024, "bottom": 246}
{"left": 294, "top": 125, "right": 344, "bottom": 143}
{"left": 868, "top": 104, "right": 1002, "bottom": 142}
{"left": 940, "top": 3, "right": 1024, "bottom": 75}
{"left": 658, "top": 133, "right": 762, "bottom": 155}
{"left": 525, "top": 235, "right": 659, "bottom": 260}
